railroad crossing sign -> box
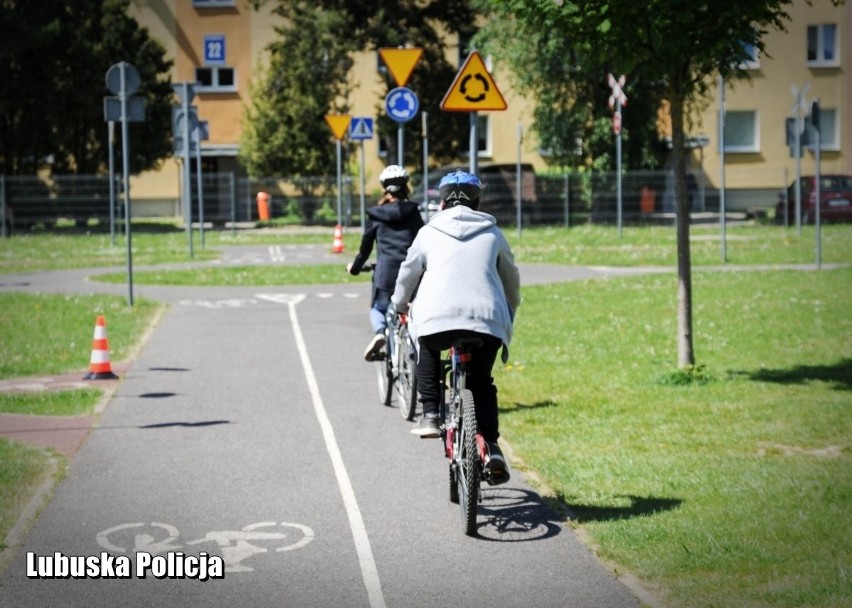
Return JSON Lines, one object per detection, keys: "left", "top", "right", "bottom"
{"left": 607, "top": 73, "right": 627, "bottom": 109}
{"left": 607, "top": 73, "right": 627, "bottom": 135}
{"left": 441, "top": 51, "right": 507, "bottom": 112}
{"left": 349, "top": 117, "right": 374, "bottom": 140}
{"left": 324, "top": 114, "right": 351, "bottom": 140}
{"left": 379, "top": 47, "right": 423, "bottom": 88}
{"left": 385, "top": 87, "right": 419, "bottom": 123}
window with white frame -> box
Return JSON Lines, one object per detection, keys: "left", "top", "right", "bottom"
{"left": 807, "top": 24, "right": 839, "bottom": 66}
{"left": 195, "top": 66, "right": 236, "bottom": 92}
{"left": 808, "top": 108, "right": 839, "bottom": 151}
{"left": 723, "top": 110, "right": 759, "bottom": 153}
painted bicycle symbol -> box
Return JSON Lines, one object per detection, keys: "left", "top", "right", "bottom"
{"left": 97, "top": 521, "right": 315, "bottom": 573}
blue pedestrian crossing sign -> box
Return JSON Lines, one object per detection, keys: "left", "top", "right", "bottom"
{"left": 349, "top": 117, "right": 374, "bottom": 140}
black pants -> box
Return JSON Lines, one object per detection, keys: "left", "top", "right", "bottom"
{"left": 417, "top": 330, "right": 502, "bottom": 443}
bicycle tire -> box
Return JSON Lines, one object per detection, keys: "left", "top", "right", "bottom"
{"left": 457, "top": 389, "right": 480, "bottom": 536}
{"left": 396, "top": 328, "right": 418, "bottom": 420}
{"left": 449, "top": 461, "right": 459, "bottom": 504}
{"left": 375, "top": 338, "right": 393, "bottom": 406}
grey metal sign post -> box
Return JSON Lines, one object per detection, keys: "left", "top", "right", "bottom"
{"left": 608, "top": 74, "right": 627, "bottom": 239}
{"left": 718, "top": 74, "right": 727, "bottom": 262}
{"left": 194, "top": 120, "right": 209, "bottom": 248}
{"left": 349, "top": 117, "right": 374, "bottom": 232}
{"left": 791, "top": 83, "right": 811, "bottom": 236}
{"left": 104, "top": 61, "right": 145, "bottom": 306}
{"left": 107, "top": 122, "right": 116, "bottom": 245}
{"left": 172, "top": 83, "right": 198, "bottom": 258}
{"left": 810, "top": 100, "right": 822, "bottom": 268}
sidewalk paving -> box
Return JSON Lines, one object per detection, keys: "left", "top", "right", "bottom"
{"left": 0, "top": 363, "right": 127, "bottom": 458}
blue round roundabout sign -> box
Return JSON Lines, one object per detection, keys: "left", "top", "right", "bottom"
{"left": 385, "top": 87, "right": 419, "bottom": 123}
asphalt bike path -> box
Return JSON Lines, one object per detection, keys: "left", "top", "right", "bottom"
{"left": 0, "top": 245, "right": 679, "bottom": 607}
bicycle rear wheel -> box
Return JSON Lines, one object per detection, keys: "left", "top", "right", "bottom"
{"left": 457, "top": 389, "right": 480, "bottom": 536}
{"left": 396, "top": 328, "right": 418, "bottom": 420}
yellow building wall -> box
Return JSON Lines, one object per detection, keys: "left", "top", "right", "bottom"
{"left": 128, "top": 0, "right": 847, "bottom": 204}
{"left": 695, "top": 0, "right": 850, "bottom": 190}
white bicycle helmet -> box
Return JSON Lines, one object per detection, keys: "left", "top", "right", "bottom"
{"left": 379, "top": 164, "right": 410, "bottom": 194}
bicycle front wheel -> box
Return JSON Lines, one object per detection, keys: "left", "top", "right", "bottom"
{"left": 396, "top": 329, "right": 418, "bottom": 420}
{"left": 457, "top": 389, "right": 480, "bottom": 536}
{"left": 375, "top": 344, "right": 393, "bottom": 406}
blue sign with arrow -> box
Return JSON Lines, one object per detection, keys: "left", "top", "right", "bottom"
{"left": 385, "top": 87, "right": 419, "bottom": 123}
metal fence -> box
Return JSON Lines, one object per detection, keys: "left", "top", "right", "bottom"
{"left": 1, "top": 168, "right": 791, "bottom": 235}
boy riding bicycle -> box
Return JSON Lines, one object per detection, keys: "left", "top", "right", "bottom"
{"left": 347, "top": 165, "right": 424, "bottom": 360}
{"left": 391, "top": 170, "right": 520, "bottom": 484}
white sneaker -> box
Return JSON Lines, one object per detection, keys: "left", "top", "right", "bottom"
{"left": 363, "top": 333, "right": 386, "bottom": 361}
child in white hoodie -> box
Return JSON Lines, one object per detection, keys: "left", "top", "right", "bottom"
{"left": 391, "top": 170, "right": 521, "bottom": 484}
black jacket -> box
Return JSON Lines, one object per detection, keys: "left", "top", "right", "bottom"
{"left": 350, "top": 199, "right": 424, "bottom": 295}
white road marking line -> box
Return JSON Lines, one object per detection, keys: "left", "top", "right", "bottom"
{"left": 285, "top": 297, "right": 386, "bottom": 608}
{"left": 269, "top": 245, "right": 287, "bottom": 262}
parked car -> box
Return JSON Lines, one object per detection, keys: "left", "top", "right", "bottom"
{"left": 775, "top": 175, "right": 852, "bottom": 224}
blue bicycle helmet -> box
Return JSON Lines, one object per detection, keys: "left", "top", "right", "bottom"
{"left": 438, "top": 170, "right": 481, "bottom": 208}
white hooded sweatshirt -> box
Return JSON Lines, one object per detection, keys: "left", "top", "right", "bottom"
{"left": 391, "top": 205, "right": 521, "bottom": 362}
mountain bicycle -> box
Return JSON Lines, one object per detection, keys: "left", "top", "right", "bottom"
{"left": 440, "top": 337, "right": 494, "bottom": 536}
{"left": 362, "top": 264, "right": 418, "bottom": 419}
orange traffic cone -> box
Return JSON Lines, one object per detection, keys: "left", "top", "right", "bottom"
{"left": 332, "top": 224, "right": 344, "bottom": 254}
{"left": 84, "top": 315, "right": 118, "bottom": 380}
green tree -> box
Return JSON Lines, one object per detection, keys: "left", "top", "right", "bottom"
{"left": 0, "top": 0, "right": 173, "bottom": 175}
{"left": 474, "top": 5, "right": 666, "bottom": 171}
{"left": 488, "top": 0, "right": 825, "bottom": 368}
{"left": 244, "top": 0, "right": 477, "bottom": 175}
{"left": 240, "top": 3, "right": 355, "bottom": 177}
{"left": 334, "top": 0, "right": 477, "bottom": 167}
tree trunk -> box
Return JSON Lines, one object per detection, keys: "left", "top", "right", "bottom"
{"left": 670, "top": 91, "right": 696, "bottom": 368}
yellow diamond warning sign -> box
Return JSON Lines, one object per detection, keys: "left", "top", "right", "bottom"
{"left": 379, "top": 48, "right": 423, "bottom": 88}
{"left": 441, "top": 51, "right": 507, "bottom": 112}
{"left": 324, "top": 114, "right": 351, "bottom": 141}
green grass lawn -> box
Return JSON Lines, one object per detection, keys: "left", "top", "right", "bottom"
{"left": 496, "top": 268, "right": 851, "bottom": 608}
{"left": 0, "top": 224, "right": 849, "bottom": 606}
{"left": 2, "top": 222, "right": 851, "bottom": 274}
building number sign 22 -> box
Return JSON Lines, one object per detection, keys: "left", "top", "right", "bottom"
{"left": 204, "top": 35, "right": 226, "bottom": 66}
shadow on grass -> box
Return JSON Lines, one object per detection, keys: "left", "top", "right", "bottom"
{"left": 559, "top": 494, "right": 683, "bottom": 523}
{"left": 502, "top": 400, "right": 559, "bottom": 414}
{"left": 732, "top": 357, "right": 852, "bottom": 391}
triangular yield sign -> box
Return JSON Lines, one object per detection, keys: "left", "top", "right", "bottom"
{"left": 441, "top": 51, "right": 507, "bottom": 112}
{"left": 324, "top": 114, "right": 351, "bottom": 140}
{"left": 379, "top": 48, "right": 423, "bottom": 87}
